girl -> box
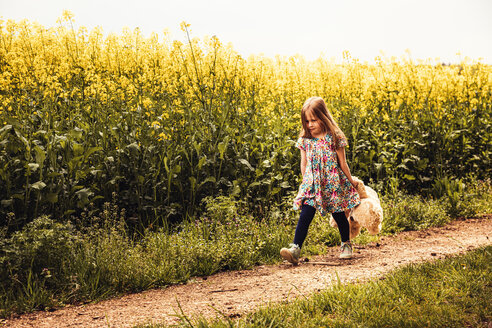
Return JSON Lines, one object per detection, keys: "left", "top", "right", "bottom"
{"left": 280, "top": 97, "right": 360, "bottom": 264}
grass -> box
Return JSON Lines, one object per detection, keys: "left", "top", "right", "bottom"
{"left": 0, "top": 179, "right": 490, "bottom": 318}
{"left": 142, "top": 246, "right": 492, "bottom": 328}
{"left": 0, "top": 197, "right": 294, "bottom": 317}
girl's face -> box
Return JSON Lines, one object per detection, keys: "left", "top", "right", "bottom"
{"left": 305, "top": 109, "right": 323, "bottom": 137}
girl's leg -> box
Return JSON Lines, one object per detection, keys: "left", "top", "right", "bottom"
{"left": 293, "top": 204, "right": 316, "bottom": 248}
{"left": 332, "top": 211, "right": 350, "bottom": 243}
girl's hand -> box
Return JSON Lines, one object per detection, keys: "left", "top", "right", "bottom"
{"left": 351, "top": 180, "right": 359, "bottom": 189}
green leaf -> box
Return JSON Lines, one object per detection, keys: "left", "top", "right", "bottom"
{"left": 45, "top": 193, "right": 58, "bottom": 203}
{"left": 198, "top": 176, "right": 216, "bottom": 189}
{"left": 72, "top": 143, "right": 84, "bottom": 156}
{"left": 397, "top": 164, "right": 408, "bottom": 171}
{"left": 163, "top": 156, "right": 169, "bottom": 173}
{"left": 197, "top": 156, "right": 207, "bottom": 170}
{"left": 75, "top": 188, "right": 93, "bottom": 201}
{"left": 14, "top": 129, "right": 29, "bottom": 148}
{"left": 84, "top": 146, "right": 103, "bottom": 159}
{"left": 249, "top": 182, "right": 261, "bottom": 188}
{"left": 403, "top": 174, "right": 416, "bottom": 181}
{"left": 193, "top": 141, "right": 201, "bottom": 155}
{"left": 71, "top": 185, "right": 84, "bottom": 193}
{"left": 90, "top": 169, "right": 102, "bottom": 176}
{"left": 30, "top": 181, "right": 47, "bottom": 190}
{"left": 126, "top": 142, "right": 140, "bottom": 152}
{"left": 231, "top": 183, "right": 241, "bottom": 196}
{"left": 1, "top": 199, "right": 13, "bottom": 207}
{"left": 28, "top": 163, "right": 40, "bottom": 172}
{"left": 218, "top": 141, "right": 227, "bottom": 160}
{"left": 33, "top": 130, "right": 47, "bottom": 138}
{"left": 68, "top": 155, "right": 84, "bottom": 170}
{"left": 238, "top": 158, "right": 254, "bottom": 171}
{"left": 416, "top": 158, "right": 429, "bottom": 170}
{"left": 68, "top": 128, "right": 84, "bottom": 140}
{"left": 0, "top": 124, "right": 12, "bottom": 134}
{"left": 46, "top": 172, "right": 62, "bottom": 178}
{"left": 12, "top": 193, "right": 24, "bottom": 200}
{"left": 280, "top": 181, "right": 290, "bottom": 188}
{"left": 34, "top": 146, "right": 46, "bottom": 168}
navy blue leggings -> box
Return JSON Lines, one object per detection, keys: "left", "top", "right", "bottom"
{"left": 293, "top": 204, "right": 350, "bottom": 248}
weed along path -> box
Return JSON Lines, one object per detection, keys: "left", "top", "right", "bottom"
{"left": 4, "top": 216, "right": 491, "bottom": 328}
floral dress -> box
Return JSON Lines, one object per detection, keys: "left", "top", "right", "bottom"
{"left": 293, "top": 132, "right": 360, "bottom": 216}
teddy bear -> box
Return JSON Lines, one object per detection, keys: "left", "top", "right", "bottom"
{"left": 330, "top": 176, "right": 383, "bottom": 239}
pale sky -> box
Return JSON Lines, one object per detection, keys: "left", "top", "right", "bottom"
{"left": 1, "top": 0, "right": 491, "bottom": 64}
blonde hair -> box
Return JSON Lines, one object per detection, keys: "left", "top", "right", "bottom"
{"left": 299, "top": 97, "right": 345, "bottom": 146}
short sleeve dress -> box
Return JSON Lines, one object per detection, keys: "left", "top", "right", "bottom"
{"left": 293, "top": 132, "right": 360, "bottom": 216}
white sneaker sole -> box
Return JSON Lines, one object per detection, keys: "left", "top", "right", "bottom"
{"left": 339, "top": 253, "right": 353, "bottom": 259}
{"left": 280, "top": 248, "right": 299, "bottom": 264}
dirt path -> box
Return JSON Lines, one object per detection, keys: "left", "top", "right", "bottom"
{"left": 3, "top": 216, "right": 491, "bottom": 328}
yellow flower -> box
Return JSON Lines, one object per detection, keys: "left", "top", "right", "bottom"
{"left": 142, "top": 97, "right": 152, "bottom": 109}
{"left": 158, "top": 132, "right": 169, "bottom": 141}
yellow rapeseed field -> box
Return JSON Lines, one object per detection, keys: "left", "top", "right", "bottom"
{"left": 0, "top": 13, "right": 490, "bottom": 225}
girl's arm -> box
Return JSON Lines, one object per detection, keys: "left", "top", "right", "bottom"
{"left": 336, "top": 147, "right": 358, "bottom": 188}
{"left": 300, "top": 149, "right": 307, "bottom": 177}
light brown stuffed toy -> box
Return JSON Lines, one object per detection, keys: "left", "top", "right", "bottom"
{"left": 330, "top": 177, "right": 383, "bottom": 239}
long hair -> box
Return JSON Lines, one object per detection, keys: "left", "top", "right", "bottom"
{"left": 299, "top": 97, "right": 345, "bottom": 146}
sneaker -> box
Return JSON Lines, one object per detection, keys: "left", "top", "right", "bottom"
{"left": 339, "top": 242, "right": 353, "bottom": 259}
{"left": 280, "top": 244, "right": 301, "bottom": 264}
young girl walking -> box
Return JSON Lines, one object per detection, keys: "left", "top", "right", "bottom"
{"left": 280, "top": 97, "right": 360, "bottom": 264}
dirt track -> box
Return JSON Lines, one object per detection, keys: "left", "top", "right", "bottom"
{"left": 3, "top": 216, "right": 491, "bottom": 328}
